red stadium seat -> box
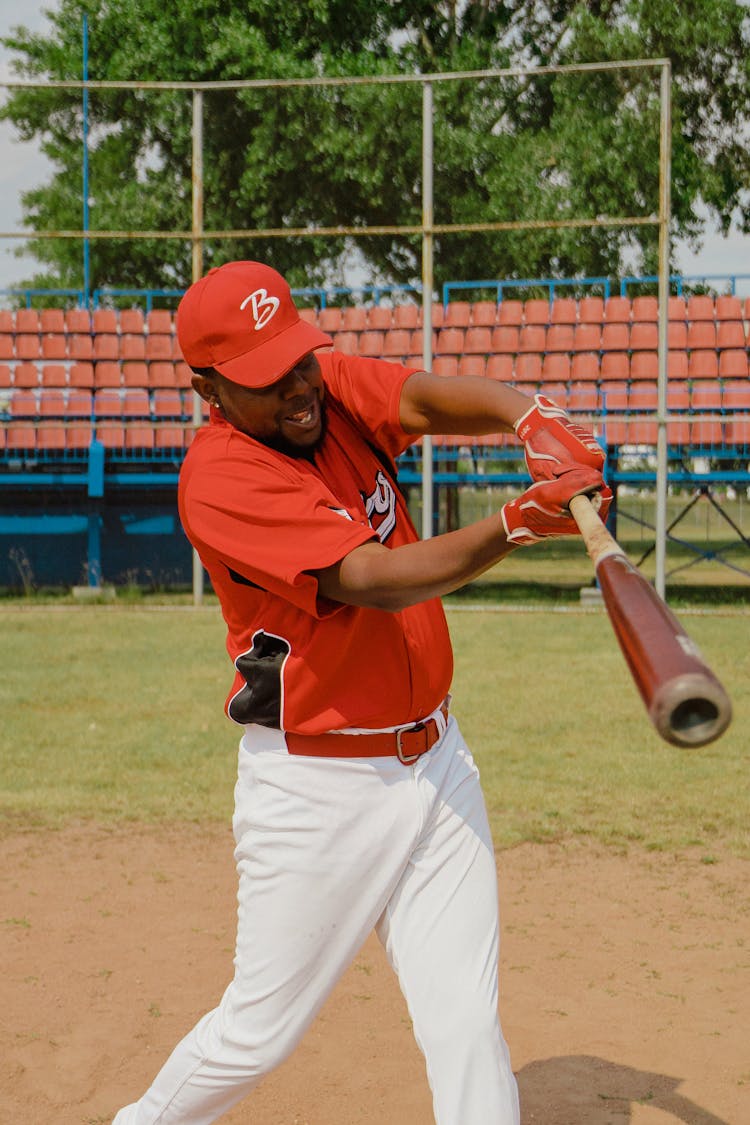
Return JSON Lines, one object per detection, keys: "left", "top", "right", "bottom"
{"left": 119, "top": 308, "right": 145, "bottom": 334}
{"left": 93, "top": 334, "right": 119, "bottom": 361}
{"left": 41, "top": 364, "right": 67, "bottom": 388}
{"left": 94, "top": 362, "right": 122, "bottom": 388}
{"left": 513, "top": 353, "right": 542, "bottom": 385}
{"left": 541, "top": 353, "right": 571, "bottom": 382}
{"left": 37, "top": 418, "right": 67, "bottom": 451}
{"left": 341, "top": 306, "right": 367, "bottom": 332}
{"left": 462, "top": 327, "right": 492, "bottom": 354}
{"left": 0, "top": 363, "right": 10, "bottom": 387}
{"left": 715, "top": 294, "right": 743, "bottom": 320}
{"left": 318, "top": 307, "right": 343, "bottom": 333}
{"left": 392, "top": 304, "right": 419, "bottom": 330}
{"left": 549, "top": 297, "right": 577, "bottom": 325}
{"left": 716, "top": 320, "right": 746, "bottom": 349}
{"left": 690, "top": 381, "right": 722, "bottom": 409}
{"left": 15, "top": 334, "right": 41, "bottom": 360}
{"left": 667, "top": 321, "right": 688, "bottom": 349}
{"left": 381, "top": 329, "right": 411, "bottom": 357}
{"left": 122, "top": 361, "right": 149, "bottom": 387}
{"left": 145, "top": 334, "right": 174, "bottom": 361}
{"left": 523, "top": 299, "right": 550, "bottom": 325}
{"left": 600, "top": 352, "right": 630, "bottom": 381}
{"left": 92, "top": 308, "right": 118, "bottom": 334}
{"left": 358, "top": 330, "right": 385, "bottom": 357}
{"left": 629, "top": 382, "right": 657, "bottom": 410}
{"left": 124, "top": 424, "right": 155, "bottom": 452}
{"left": 667, "top": 383, "right": 690, "bottom": 410}
{"left": 69, "top": 334, "right": 94, "bottom": 361}
{"left": 331, "top": 331, "right": 358, "bottom": 355}
{"left": 687, "top": 321, "right": 717, "bottom": 350}
{"left": 432, "top": 356, "right": 459, "bottom": 378}
{"left": 148, "top": 361, "right": 177, "bottom": 388}
{"left": 69, "top": 362, "right": 94, "bottom": 388}
{"left": 470, "top": 301, "right": 498, "bottom": 327}
{"left": 631, "top": 296, "right": 658, "bottom": 322}
{"left": 667, "top": 351, "right": 688, "bottom": 379}
{"left": 10, "top": 388, "right": 37, "bottom": 415}
{"left": 14, "top": 308, "right": 40, "bottom": 333}
{"left": 64, "top": 308, "right": 91, "bottom": 333}
{"left": 40, "top": 308, "right": 66, "bottom": 333}
{"left": 578, "top": 296, "right": 604, "bottom": 323}
{"left": 42, "top": 333, "right": 68, "bottom": 360}
{"left": 723, "top": 381, "right": 750, "bottom": 410}
{"left": 121, "top": 334, "right": 147, "bottom": 360}
{"left": 719, "top": 350, "right": 749, "bottom": 379}
{"left": 457, "top": 355, "right": 486, "bottom": 377}
{"left": 603, "top": 296, "right": 631, "bottom": 323}
{"left": 485, "top": 354, "right": 514, "bottom": 381}
{"left": 490, "top": 326, "right": 519, "bottom": 354}
{"left": 629, "top": 322, "right": 658, "bottom": 351}
{"left": 297, "top": 306, "right": 318, "bottom": 325}
{"left": 434, "top": 328, "right": 465, "bottom": 356}
{"left": 544, "top": 324, "right": 574, "bottom": 353}
{"left": 0, "top": 334, "right": 14, "bottom": 359}
{"left": 686, "top": 295, "right": 715, "bottom": 321}
{"left": 570, "top": 352, "right": 600, "bottom": 382}
{"left": 443, "top": 301, "right": 471, "bottom": 327}
{"left": 175, "top": 362, "right": 193, "bottom": 388}
{"left": 13, "top": 363, "right": 40, "bottom": 388}
{"left": 366, "top": 306, "right": 393, "bottom": 331}
{"left": 539, "top": 380, "right": 568, "bottom": 404}
{"left": 39, "top": 388, "right": 66, "bottom": 416}
{"left": 630, "top": 351, "right": 658, "bottom": 381}
{"left": 572, "top": 323, "right": 601, "bottom": 352}
{"left": 600, "top": 323, "right": 630, "bottom": 352}
{"left": 496, "top": 300, "right": 523, "bottom": 326}
{"left": 567, "top": 383, "right": 599, "bottom": 412}
{"left": 517, "top": 325, "right": 546, "bottom": 353}
{"left": 667, "top": 295, "right": 687, "bottom": 320}
{"left": 146, "top": 309, "right": 173, "bottom": 335}
{"left": 122, "top": 388, "right": 151, "bottom": 417}
{"left": 687, "top": 350, "right": 719, "bottom": 379}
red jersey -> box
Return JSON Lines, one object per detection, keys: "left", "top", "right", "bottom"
{"left": 178, "top": 351, "right": 453, "bottom": 734}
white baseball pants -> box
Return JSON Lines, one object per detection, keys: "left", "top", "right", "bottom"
{"left": 113, "top": 715, "right": 519, "bottom": 1125}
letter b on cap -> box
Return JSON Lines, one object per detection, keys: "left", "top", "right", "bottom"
{"left": 240, "top": 289, "right": 280, "bottom": 331}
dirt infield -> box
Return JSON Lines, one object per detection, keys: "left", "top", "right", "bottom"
{"left": 2, "top": 825, "right": 748, "bottom": 1125}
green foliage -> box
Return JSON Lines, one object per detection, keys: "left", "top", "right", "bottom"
{"left": 0, "top": 0, "right": 748, "bottom": 293}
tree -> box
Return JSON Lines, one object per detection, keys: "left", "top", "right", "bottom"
{"left": 1, "top": 0, "right": 748, "bottom": 298}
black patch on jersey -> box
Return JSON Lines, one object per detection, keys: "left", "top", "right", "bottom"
{"left": 228, "top": 631, "right": 290, "bottom": 727}
{"left": 227, "top": 565, "right": 265, "bottom": 591}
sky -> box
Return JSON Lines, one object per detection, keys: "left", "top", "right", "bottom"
{"left": 0, "top": 1, "right": 749, "bottom": 296}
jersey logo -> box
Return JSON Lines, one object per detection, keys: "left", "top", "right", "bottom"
{"left": 239, "top": 288, "right": 280, "bottom": 331}
{"left": 363, "top": 469, "right": 397, "bottom": 543}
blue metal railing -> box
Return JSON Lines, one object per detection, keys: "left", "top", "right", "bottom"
{"left": 442, "top": 276, "right": 613, "bottom": 307}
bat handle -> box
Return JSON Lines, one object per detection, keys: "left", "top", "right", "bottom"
{"left": 568, "top": 492, "right": 623, "bottom": 568}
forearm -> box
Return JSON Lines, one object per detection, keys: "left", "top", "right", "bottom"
{"left": 400, "top": 371, "right": 531, "bottom": 436}
{"left": 314, "top": 514, "right": 518, "bottom": 611}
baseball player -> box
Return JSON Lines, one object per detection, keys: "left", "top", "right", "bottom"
{"left": 112, "top": 261, "right": 610, "bottom": 1125}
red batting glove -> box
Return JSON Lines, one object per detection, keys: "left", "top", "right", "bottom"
{"left": 515, "top": 394, "right": 604, "bottom": 481}
{"left": 501, "top": 466, "right": 613, "bottom": 546}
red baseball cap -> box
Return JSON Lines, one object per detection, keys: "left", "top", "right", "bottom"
{"left": 176, "top": 260, "right": 332, "bottom": 388}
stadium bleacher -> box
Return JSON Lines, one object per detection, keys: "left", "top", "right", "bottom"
{"left": 0, "top": 293, "right": 748, "bottom": 464}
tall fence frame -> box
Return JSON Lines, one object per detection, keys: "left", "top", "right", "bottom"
{"left": 0, "top": 59, "right": 673, "bottom": 601}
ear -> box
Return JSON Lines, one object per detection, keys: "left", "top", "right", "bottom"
{"left": 191, "top": 372, "right": 220, "bottom": 410}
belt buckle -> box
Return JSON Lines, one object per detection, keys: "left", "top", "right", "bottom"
{"left": 396, "top": 721, "right": 427, "bottom": 765}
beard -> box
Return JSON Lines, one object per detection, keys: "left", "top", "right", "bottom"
{"left": 261, "top": 399, "right": 328, "bottom": 460}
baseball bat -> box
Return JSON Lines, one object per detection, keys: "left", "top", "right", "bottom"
{"left": 568, "top": 493, "right": 732, "bottom": 749}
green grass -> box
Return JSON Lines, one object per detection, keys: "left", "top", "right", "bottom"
{"left": 1, "top": 603, "right": 747, "bottom": 856}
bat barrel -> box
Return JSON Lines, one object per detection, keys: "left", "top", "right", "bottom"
{"left": 596, "top": 553, "right": 733, "bottom": 749}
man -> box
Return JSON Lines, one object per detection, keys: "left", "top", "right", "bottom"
{"left": 113, "top": 260, "right": 610, "bottom": 1125}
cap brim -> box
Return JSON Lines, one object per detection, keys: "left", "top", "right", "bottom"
{"left": 214, "top": 320, "right": 333, "bottom": 388}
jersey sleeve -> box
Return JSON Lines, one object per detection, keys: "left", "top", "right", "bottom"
{"left": 180, "top": 434, "right": 377, "bottom": 617}
{"left": 319, "top": 352, "right": 421, "bottom": 460}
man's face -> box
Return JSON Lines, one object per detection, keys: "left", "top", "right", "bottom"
{"left": 195, "top": 352, "right": 326, "bottom": 456}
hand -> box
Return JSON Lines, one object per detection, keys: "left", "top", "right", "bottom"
{"left": 501, "top": 466, "right": 613, "bottom": 546}
{"left": 515, "top": 394, "right": 604, "bottom": 481}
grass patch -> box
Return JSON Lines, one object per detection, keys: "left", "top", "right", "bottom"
{"left": 1, "top": 603, "right": 747, "bottom": 856}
